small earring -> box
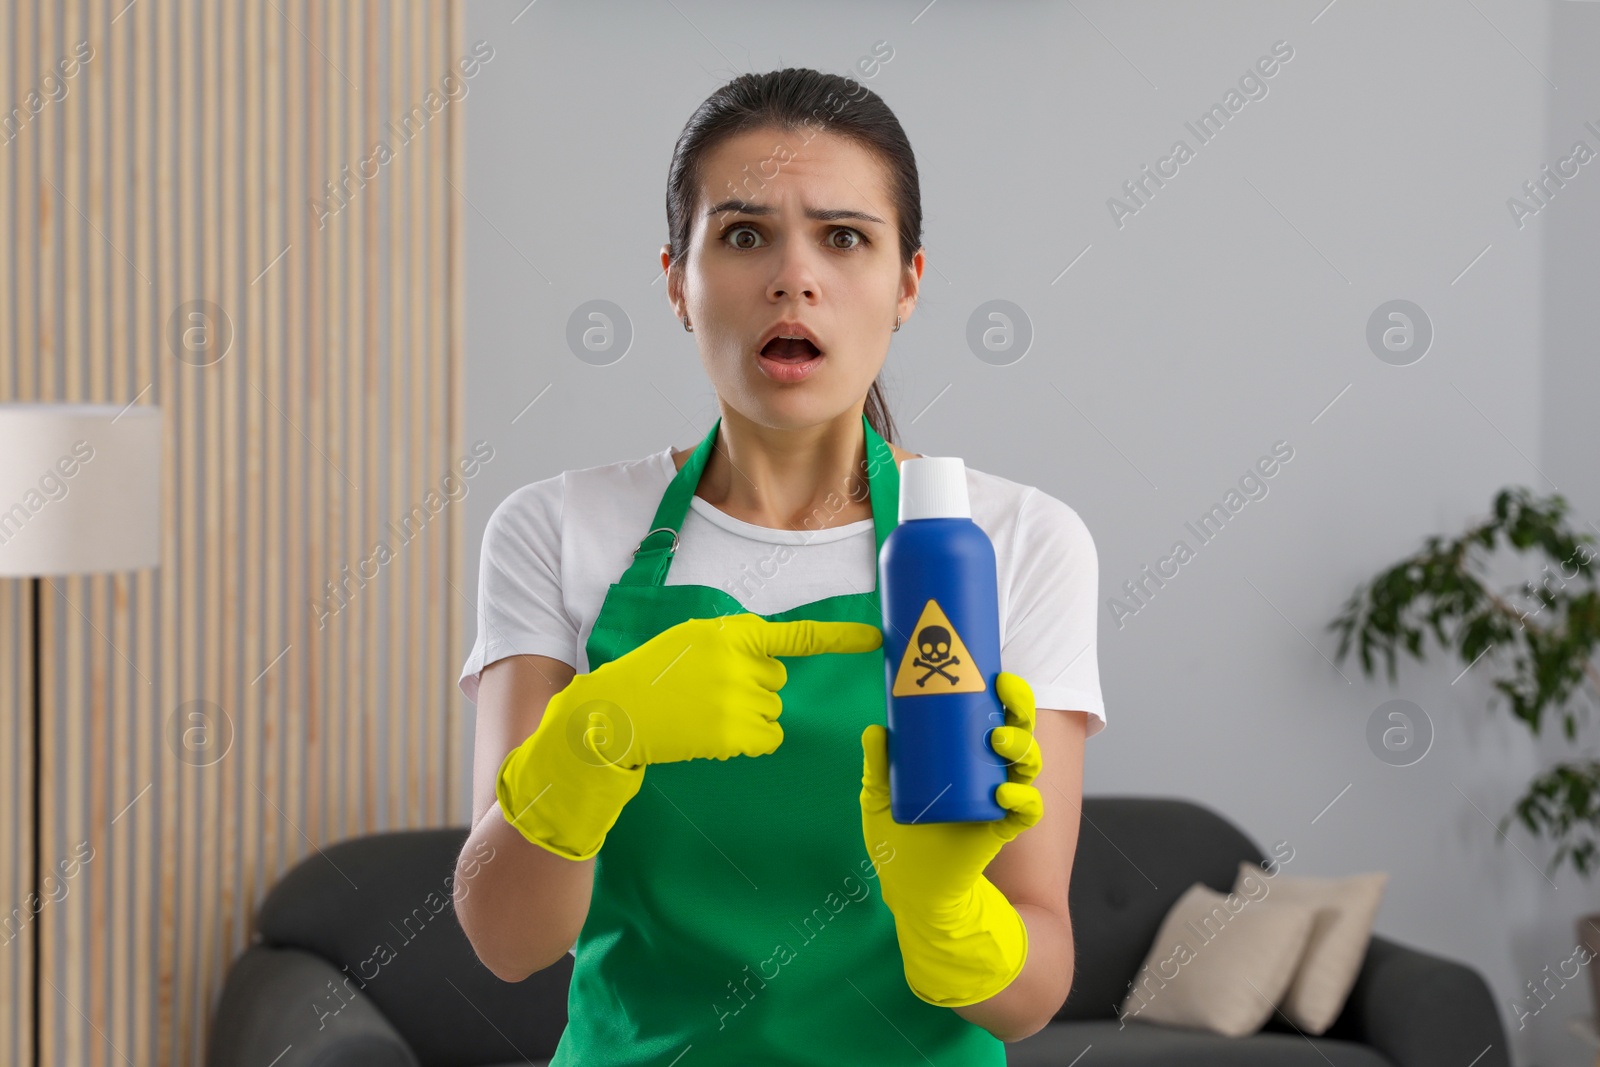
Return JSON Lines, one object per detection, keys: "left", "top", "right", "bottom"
{"left": 892, "top": 315, "right": 901, "bottom": 333}
{"left": 682, "top": 316, "right": 694, "bottom": 332}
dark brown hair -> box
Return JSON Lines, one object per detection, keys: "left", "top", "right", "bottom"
{"left": 665, "top": 67, "right": 922, "bottom": 447}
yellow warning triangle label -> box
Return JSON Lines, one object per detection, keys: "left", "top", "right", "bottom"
{"left": 891, "top": 598, "right": 987, "bottom": 697}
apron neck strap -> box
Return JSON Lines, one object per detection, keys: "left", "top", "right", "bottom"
{"left": 619, "top": 413, "right": 900, "bottom": 588}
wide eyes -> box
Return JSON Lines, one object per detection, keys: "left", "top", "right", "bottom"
{"left": 721, "top": 224, "right": 868, "bottom": 253}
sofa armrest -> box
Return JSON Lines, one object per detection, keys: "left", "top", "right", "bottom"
{"left": 208, "top": 944, "right": 421, "bottom": 1067}
{"left": 1327, "top": 934, "right": 1510, "bottom": 1067}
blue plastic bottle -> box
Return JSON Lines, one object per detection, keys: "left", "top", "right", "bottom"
{"left": 878, "top": 456, "right": 1007, "bottom": 824}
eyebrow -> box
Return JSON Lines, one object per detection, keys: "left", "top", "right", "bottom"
{"left": 705, "top": 198, "right": 886, "bottom": 227}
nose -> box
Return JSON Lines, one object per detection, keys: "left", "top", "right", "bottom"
{"left": 767, "top": 240, "right": 820, "bottom": 303}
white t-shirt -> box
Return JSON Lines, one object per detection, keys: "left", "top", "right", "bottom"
{"left": 459, "top": 445, "right": 1106, "bottom": 738}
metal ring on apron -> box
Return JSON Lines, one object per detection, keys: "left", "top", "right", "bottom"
{"left": 632, "top": 525, "right": 680, "bottom": 556}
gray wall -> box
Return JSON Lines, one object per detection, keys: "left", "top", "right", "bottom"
{"left": 459, "top": 3, "right": 1600, "bottom": 1063}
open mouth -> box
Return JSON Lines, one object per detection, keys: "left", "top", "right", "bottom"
{"left": 759, "top": 336, "right": 823, "bottom": 363}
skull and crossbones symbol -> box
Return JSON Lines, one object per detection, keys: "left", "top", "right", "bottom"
{"left": 912, "top": 624, "right": 962, "bottom": 687}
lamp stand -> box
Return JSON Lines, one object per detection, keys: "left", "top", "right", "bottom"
{"left": 30, "top": 575, "right": 42, "bottom": 1067}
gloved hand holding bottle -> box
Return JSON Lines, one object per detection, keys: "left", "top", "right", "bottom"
{"left": 498, "top": 612, "right": 884, "bottom": 862}
{"left": 860, "top": 669, "right": 1045, "bottom": 1007}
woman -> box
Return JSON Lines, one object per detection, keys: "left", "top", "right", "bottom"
{"left": 455, "top": 68, "right": 1104, "bottom": 1065}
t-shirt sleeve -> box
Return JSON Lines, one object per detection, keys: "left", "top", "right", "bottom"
{"left": 1002, "top": 487, "right": 1106, "bottom": 738}
{"left": 457, "top": 477, "right": 580, "bottom": 704}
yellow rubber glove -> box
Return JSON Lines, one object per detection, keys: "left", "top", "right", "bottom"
{"left": 499, "top": 612, "right": 883, "bottom": 861}
{"left": 860, "top": 669, "right": 1044, "bottom": 1007}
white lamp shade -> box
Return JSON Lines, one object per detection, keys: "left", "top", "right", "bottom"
{"left": 0, "top": 402, "right": 163, "bottom": 576}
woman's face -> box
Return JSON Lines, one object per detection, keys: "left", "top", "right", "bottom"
{"left": 664, "top": 126, "right": 922, "bottom": 432}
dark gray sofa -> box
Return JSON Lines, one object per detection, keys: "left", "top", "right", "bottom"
{"left": 208, "top": 796, "right": 1512, "bottom": 1067}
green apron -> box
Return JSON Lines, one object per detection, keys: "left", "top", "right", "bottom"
{"left": 549, "top": 413, "right": 1007, "bottom": 1066}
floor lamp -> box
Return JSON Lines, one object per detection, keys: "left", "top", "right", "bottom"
{"left": 0, "top": 403, "right": 162, "bottom": 1067}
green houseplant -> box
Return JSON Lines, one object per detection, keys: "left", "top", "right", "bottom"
{"left": 1329, "top": 486, "right": 1600, "bottom": 877}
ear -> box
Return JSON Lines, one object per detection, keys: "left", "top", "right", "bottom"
{"left": 897, "top": 247, "right": 924, "bottom": 325}
{"left": 661, "top": 244, "right": 683, "bottom": 318}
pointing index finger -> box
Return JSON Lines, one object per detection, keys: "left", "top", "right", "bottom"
{"left": 750, "top": 618, "right": 883, "bottom": 658}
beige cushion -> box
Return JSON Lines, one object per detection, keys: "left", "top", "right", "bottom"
{"left": 1233, "top": 862, "right": 1389, "bottom": 1034}
{"left": 1117, "top": 881, "right": 1327, "bottom": 1037}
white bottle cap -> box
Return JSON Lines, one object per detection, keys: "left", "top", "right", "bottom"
{"left": 899, "top": 456, "right": 971, "bottom": 521}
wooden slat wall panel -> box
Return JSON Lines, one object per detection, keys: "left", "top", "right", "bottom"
{"left": 0, "top": 0, "right": 16, "bottom": 1056}
{"left": 0, "top": 3, "right": 468, "bottom": 1063}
